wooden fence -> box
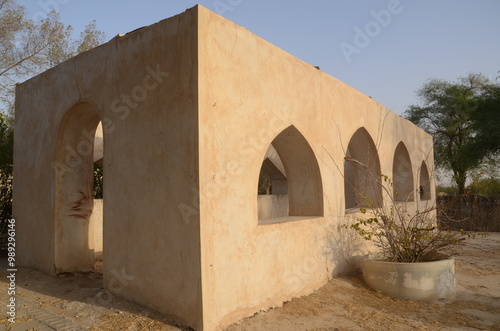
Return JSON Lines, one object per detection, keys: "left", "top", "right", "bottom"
{"left": 437, "top": 195, "right": 500, "bottom": 232}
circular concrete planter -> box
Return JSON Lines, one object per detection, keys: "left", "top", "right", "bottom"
{"left": 361, "top": 258, "right": 455, "bottom": 300}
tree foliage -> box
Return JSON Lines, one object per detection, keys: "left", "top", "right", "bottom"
{"left": 0, "top": 0, "right": 106, "bottom": 115}
{"left": 0, "top": 113, "right": 13, "bottom": 243}
{"left": 405, "top": 73, "right": 500, "bottom": 194}
{"left": 470, "top": 82, "right": 500, "bottom": 157}
{"left": 467, "top": 176, "right": 500, "bottom": 196}
{"left": 0, "top": 113, "right": 13, "bottom": 174}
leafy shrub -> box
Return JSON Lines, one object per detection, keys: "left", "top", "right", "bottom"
{"left": 93, "top": 164, "right": 103, "bottom": 199}
{"left": 0, "top": 172, "right": 13, "bottom": 244}
{"left": 344, "top": 175, "right": 477, "bottom": 262}
{"left": 0, "top": 114, "right": 14, "bottom": 245}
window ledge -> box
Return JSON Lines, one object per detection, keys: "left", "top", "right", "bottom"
{"left": 345, "top": 207, "right": 362, "bottom": 214}
{"left": 258, "top": 216, "right": 321, "bottom": 226}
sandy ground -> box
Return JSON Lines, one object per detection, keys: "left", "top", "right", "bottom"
{"left": 1, "top": 234, "right": 499, "bottom": 331}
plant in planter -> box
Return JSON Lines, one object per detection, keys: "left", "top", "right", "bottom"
{"left": 344, "top": 174, "right": 473, "bottom": 300}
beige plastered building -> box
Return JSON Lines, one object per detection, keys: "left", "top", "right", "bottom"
{"left": 13, "top": 5, "right": 435, "bottom": 331}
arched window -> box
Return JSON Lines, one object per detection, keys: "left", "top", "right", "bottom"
{"left": 344, "top": 127, "right": 382, "bottom": 211}
{"left": 419, "top": 161, "right": 431, "bottom": 201}
{"left": 54, "top": 103, "right": 103, "bottom": 273}
{"left": 392, "top": 142, "right": 414, "bottom": 202}
{"left": 257, "top": 125, "right": 323, "bottom": 224}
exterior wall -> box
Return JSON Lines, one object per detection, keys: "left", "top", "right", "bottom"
{"left": 14, "top": 5, "right": 435, "bottom": 331}
{"left": 13, "top": 7, "right": 203, "bottom": 330}
{"left": 197, "top": 6, "right": 434, "bottom": 330}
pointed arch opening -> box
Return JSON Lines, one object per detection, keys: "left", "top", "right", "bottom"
{"left": 393, "top": 142, "right": 414, "bottom": 202}
{"left": 54, "top": 102, "right": 104, "bottom": 273}
{"left": 257, "top": 125, "right": 323, "bottom": 225}
{"left": 344, "top": 127, "right": 382, "bottom": 211}
{"left": 419, "top": 161, "right": 431, "bottom": 201}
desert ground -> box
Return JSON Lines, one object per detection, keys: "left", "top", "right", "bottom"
{"left": 1, "top": 233, "right": 499, "bottom": 331}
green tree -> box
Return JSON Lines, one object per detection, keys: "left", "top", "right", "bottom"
{"left": 467, "top": 176, "right": 500, "bottom": 196}
{"left": 0, "top": 113, "right": 13, "bottom": 243}
{"left": 0, "top": 114, "right": 13, "bottom": 173}
{"left": 405, "top": 73, "right": 499, "bottom": 194}
{"left": 470, "top": 82, "right": 500, "bottom": 157}
{"left": 0, "top": 0, "right": 106, "bottom": 116}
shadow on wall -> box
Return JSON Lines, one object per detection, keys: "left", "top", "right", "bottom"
{"left": 323, "top": 218, "right": 368, "bottom": 276}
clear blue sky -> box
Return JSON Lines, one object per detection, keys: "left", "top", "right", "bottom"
{"left": 21, "top": 0, "right": 500, "bottom": 115}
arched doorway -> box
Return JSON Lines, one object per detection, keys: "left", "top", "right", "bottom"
{"left": 54, "top": 103, "right": 103, "bottom": 273}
